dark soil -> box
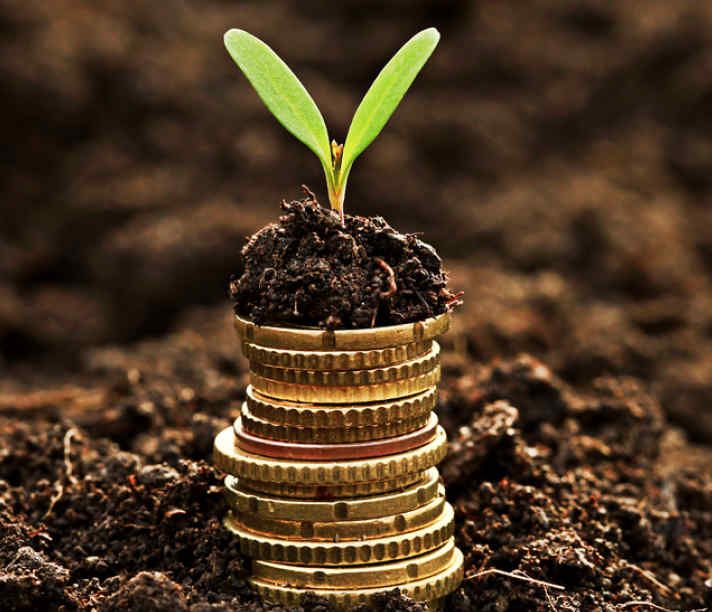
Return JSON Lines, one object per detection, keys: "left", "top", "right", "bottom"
{"left": 1, "top": 1, "right": 712, "bottom": 610}
{"left": 0, "top": 313, "right": 710, "bottom": 610}
{"left": 230, "top": 192, "right": 459, "bottom": 329}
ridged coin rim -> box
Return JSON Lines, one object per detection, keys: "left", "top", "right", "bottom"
{"left": 241, "top": 340, "right": 433, "bottom": 371}
{"left": 224, "top": 502, "right": 454, "bottom": 565}
{"left": 246, "top": 386, "right": 437, "bottom": 428}
{"left": 249, "top": 547, "right": 464, "bottom": 606}
{"left": 249, "top": 343, "right": 440, "bottom": 387}
{"left": 239, "top": 403, "right": 430, "bottom": 443}
{"left": 213, "top": 426, "right": 448, "bottom": 484}
{"left": 234, "top": 413, "right": 438, "bottom": 461}
{"left": 250, "top": 366, "right": 440, "bottom": 403}
{"left": 252, "top": 538, "right": 455, "bottom": 588}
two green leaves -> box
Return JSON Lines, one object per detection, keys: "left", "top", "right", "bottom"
{"left": 224, "top": 27, "right": 440, "bottom": 218}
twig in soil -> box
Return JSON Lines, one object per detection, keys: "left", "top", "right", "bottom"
{"left": 63, "top": 427, "right": 78, "bottom": 485}
{"left": 4, "top": 548, "right": 26, "bottom": 571}
{"left": 618, "top": 602, "right": 676, "bottom": 611}
{"left": 544, "top": 586, "right": 559, "bottom": 611}
{"left": 43, "top": 428, "right": 79, "bottom": 518}
{"left": 43, "top": 483, "right": 63, "bottom": 520}
{"left": 465, "top": 568, "right": 565, "bottom": 592}
{"left": 374, "top": 257, "right": 397, "bottom": 299}
{"left": 625, "top": 563, "right": 674, "bottom": 597}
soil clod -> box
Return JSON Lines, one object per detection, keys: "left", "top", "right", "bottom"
{"left": 230, "top": 193, "right": 458, "bottom": 329}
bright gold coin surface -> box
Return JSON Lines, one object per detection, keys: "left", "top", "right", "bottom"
{"left": 249, "top": 547, "right": 464, "bottom": 608}
{"left": 241, "top": 340, "right": 432, "bottom": 371}
{"left": 235, "top": 312, "right": 450, "bottom": 351}
{"left": 224, "top": 502, "right": 454, "bottom": 565}
{"left": 238, "top": 472, "right": 422, "bottom": 499}
{"left": 224, "top": 467, "right": 440, "bottom": 522}
{"left": 213, "top": 426, "right": 448, "bottom": 485}
{"left": 230, "top": 487, "right": 445, "bottom": 541}
{"left": 246, "top": 385, "right": 436, "bottom": 428}
{"left": 253, "top": 538, "right": 455, "bottom": 589}
{"left": 250, "top": 366, "right": 440, "bottom": 403}
{"left": 239, "top": 403, "right": 429, "bottom": 443}
{"left": 249, "top": 343, "right": 440, "bottom": 387}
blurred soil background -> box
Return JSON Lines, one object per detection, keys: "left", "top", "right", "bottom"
{"left": 0, "top": 1, "right": 710, "bottom": 610}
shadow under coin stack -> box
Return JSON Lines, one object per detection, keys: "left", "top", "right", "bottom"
{"left": 213, "top": 313, "right": 463, "bottom": 610}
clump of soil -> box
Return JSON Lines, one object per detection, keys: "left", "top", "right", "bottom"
{"left": 230, "top": 190, "right": 460, "bottom": 329}
{"left": 439, "top": 356, "right": 711, "bottom": 609}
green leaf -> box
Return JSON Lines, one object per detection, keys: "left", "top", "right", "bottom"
{"left": 224, "top": 29, "right": 332, "bottom": 174}
{"left": 339, "top": 28, "right": 440, "bottom": 189}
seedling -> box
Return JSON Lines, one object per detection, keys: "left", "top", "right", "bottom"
{"left": 224, "top": 27, "right": 440, "bottom": 221}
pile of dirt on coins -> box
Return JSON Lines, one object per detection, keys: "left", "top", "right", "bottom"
{"left": 0, "top": 313, "right": 709, "bottom": 610}
{"left": 230, "top": 192, "right": 459, "bottom": 329}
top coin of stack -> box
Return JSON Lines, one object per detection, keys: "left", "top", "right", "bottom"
{"left": 214, "top": 313, "right": 463, "bottom": 609}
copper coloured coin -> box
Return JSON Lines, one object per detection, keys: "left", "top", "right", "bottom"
{"left": 234, "top": 412, "right": 438, "bottom": 460}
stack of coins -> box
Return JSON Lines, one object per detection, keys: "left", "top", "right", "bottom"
{"left": 214, "top": 313, "right": 463, "bottom": 609}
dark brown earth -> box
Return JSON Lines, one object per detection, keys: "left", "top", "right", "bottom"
{"left": 1, "top": 311, "right": 710, "bottom": 610}
{"left": 1, "top": 1, "right": 712, "bottom": 610}
{"left": 231, "top": 192, "right": 459, "bottom": 329}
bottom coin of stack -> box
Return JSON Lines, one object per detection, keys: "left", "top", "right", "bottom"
{"left": 214, "top": 398, "right": 463, "bottom": 609}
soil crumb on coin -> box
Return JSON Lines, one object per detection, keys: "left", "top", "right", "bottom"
{"left": 230, "top": 189, "right": 461, "bottom": 329}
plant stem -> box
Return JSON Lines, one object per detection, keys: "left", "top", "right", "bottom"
{"left": 328, "top": 188, "right": 345, "bottom": 223}
{"left": 327, "top": 140, "right": 346, "bottom": 222}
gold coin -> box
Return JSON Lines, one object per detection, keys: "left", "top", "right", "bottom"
{"left": 239, "top": 404, "right": 429, "bottom": 444}
{"left": 224, "top": 467, "right": 440, "bottom": 522}
{"left": 239, "top": 404, "right": 430, "bottom": 444}
{"left": 230, "top": 487, "right": 445, "bottom": 541}
{"left": 238, "top": 472, "right": 422, "bottom": 499}
{"left": 234, "top": 312, "right": 450, "bottom": 351}
{"left": 213, "top": 426, "right": 448, "bottom": 485}
{"left": 249, "top": 547, "right": 463, "bottom": 608}
{"left": 235, "top": 412, "right": 438, "bottom": 461}
{"left": 253, "top": 538, "right": 455, "bottom": 588}
{"left": 246, "top": 385, "right": 436, "bottom": 428}
{"left": 249, "top": 343, "right": 440, "bottom": 387}
{"left": 250, "top": 366, "right": 440, "bottom": 403}
{"left": 241, "top": 340, "right": 433, "bottom": 371}
{"left": 224, "top": 502, "right": 454, "bottom": 565}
